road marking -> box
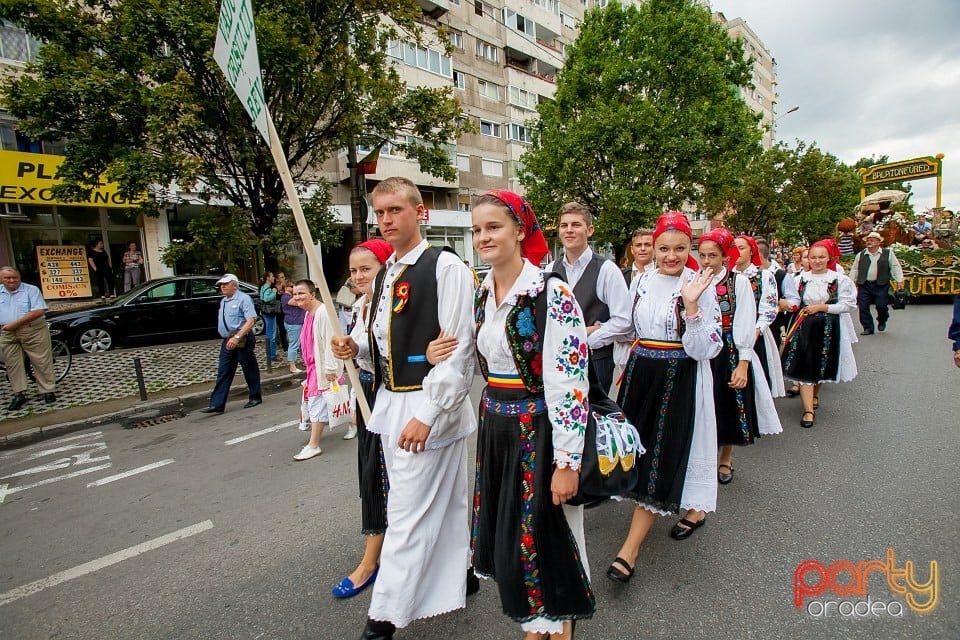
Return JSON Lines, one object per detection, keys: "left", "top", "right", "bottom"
{"left": 86, "top": 459, "right": 175, "bottom": 487}
{"left": 225, "top": 420, "right": 297, "bottom": 446}
{"left": 0, "top": 464, "right": 112, "bottom": 504}
{"left": 0, "top": 520, "right": 214, "bottom": 607}
{"left": 0, "top": 431, "right": 103, "bottom": 461}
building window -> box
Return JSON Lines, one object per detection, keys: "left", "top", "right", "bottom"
{"left": 508, "top": 86, "right": 538, "bottom": 110}
{"left": 477, "top": 79, "right": 500, "bottom": 101}
{"left": 387, "top": 40, "right": 452, "bottom": 78}
{"left": 456, "top": 154, "right": 471, "bottom": 172}
{"left": 479, "top": 120, "right": 501, "bottom": 137}
{"left": 476, "top": 39, "right": 498, "bottom": 62}
{"left": 507, "top": 123, "right": 532, "bottom": 143}
{"left": 560, "top": 11, "right": 576, "bottom": 29}
{"left": 533, "top": 0, "right": 560, "bottom": 15}
{"left": 0, "top": 21, "right": 41, "bottom": 64}
{"left": 453, "top": 70, "right": 465, "bottom": 90}
{"left": 475, "top": 1, "right": 484, "bottom": 16}
{"left": 448, "top": 31, "right": 463, "bottom": 49}
{"left": 504, "top": 9, "right": 535, "bottom": 35}
{"left": 481, "top": 158, "right": 504, "bottom": 177}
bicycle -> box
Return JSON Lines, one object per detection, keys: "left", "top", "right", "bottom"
{"left": 0, "top": 329, "right": 72, "bottom": 384}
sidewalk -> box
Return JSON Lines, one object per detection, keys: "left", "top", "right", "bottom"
{"left": 0, "top": 338, "right": 301, "bottom": 446}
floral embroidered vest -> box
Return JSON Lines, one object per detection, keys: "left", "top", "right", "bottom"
{"left": 715, "top": 270, "right": 737, "bottom": 334}
{"left": 797, "top": 277, "right": 839, "bottom": 308}
{"left": 474, "top": 274, "right": 561, "bottom": 394}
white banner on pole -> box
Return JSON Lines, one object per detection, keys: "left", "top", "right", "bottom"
{"left": 213, "top": 0, "right": 270, "bottom": 146}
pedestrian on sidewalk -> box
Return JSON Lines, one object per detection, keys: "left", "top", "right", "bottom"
{"left": 201, "top": 273, "right": 261, "bottom": 414}
{"left": 280, "top": 281, "right": 304, "bottom": 373}
{"left": 259, "top": 272, "right": 280, "bottom": 363}
{"left": 331, "top": 177, "right": 477, "bottom": 640}
{"left": 0, "top": 266, "right": 56, "bottom": 410}
{"left": 781, "top": 241, "right": 858, "bottom": 428}
{"left": 121, "top": 242, "right": 143, "bottom": 292}
{"left": 330, "top": 238, "right": 393, "bottom": 601}
{"left": 87, "top": 239, "right": 114, "bottom": 299}
{"left": 291, "top": 279, "right": 343, "bottom": 461}
{"left": 848, "top": 232, "right": 904, "bottom": 335}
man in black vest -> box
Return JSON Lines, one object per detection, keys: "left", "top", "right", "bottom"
{"left": 848, "top": 231, "right": 905, "bottom": 335}
{"left": 331, "top": 177, "right": 477, "bottom": 640}
{"left": 544, "top": 202, "right": 632, "bottom": 392}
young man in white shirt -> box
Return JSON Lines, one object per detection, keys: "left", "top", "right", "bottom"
{"left": 543, "top": 202, "right": 632, "bottom": 393}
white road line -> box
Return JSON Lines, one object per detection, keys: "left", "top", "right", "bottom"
{"left": 86, "top": 459, "right": 175, "bottom": 488}
{"left": 0, "top": 431, "right": 104, "bottom": 461}
{"left": 224, "top": 420, "right": 298, "bottom": 446}
{"left": 0, "top": 520, "right": 214, "bottom": 607}
{"left": 0, "top": 464, "right": 112, "bottom": 504}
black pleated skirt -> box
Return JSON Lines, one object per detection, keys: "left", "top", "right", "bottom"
{"left": 470, "top": 386, "right": 594, "bottom": 624}
{"left": 711, "top": 332, "right": 760, "bottom": 447}
{"left": 357, "top": 373, "right": 388, "bottom": 535}
{"left": 781, "top": 313, "right": 841, "bottom": 384}
{"left": 616, "top": 348, "right": 698, "bottom": 514}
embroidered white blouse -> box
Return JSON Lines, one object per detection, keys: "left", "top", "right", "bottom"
{"left": 736, "top": 264, "right": 779, "bottom": 332}
{"left": 349, "top": 295, "right": 374, "bottom": 373}
{"left": 476, "top": 260, "right": 589, "bottom": 470}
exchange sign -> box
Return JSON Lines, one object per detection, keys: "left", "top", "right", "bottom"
{"left": 213, "top": 0, "right": 270, "bottom": 146}
{"left": 36, "top": 245, "right": 93, "bottom": 299}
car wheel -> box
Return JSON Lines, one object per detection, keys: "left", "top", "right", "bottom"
{"left": 253, "top": 316, "right": 265, "bottom": 336}
{"left": 77, "top": 326, "right": 114, "bottom": 353}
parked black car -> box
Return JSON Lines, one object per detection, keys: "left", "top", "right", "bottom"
{"left": 46, "top": 276, "right": 265, "bottom": 353}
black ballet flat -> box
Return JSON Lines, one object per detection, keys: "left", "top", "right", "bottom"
{"left": 670, "top": 516, "right": 706, "bottom": 540}
{"left": 718, "top": 464, "right": 734, "bottom": 485}
{"left": 800, "top": 410, "right": 815, "bottom": 428}
{"left": 605, "top": 556, "right": 634, "bottom": 583}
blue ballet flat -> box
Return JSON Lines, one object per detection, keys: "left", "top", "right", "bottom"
{"left": 331, "top": 567, "right": 378, "bottom": 599}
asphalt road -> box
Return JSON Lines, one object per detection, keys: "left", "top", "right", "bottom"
{"left": 0, "top": 303, "right": 957, "bottom": 640}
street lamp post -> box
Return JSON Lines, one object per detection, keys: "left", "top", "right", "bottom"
{"left": 772, "top": 105, "right": 799, "bottom": 143}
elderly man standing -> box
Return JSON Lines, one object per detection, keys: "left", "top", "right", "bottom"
{"left": 849, "top": 232, "right": 904, "bottom": 335}
{"left": 200, "top": 273, "right": 262, "bottom": 413}
{"left": 0, "top": 267, "right": 56, "bottom": 410}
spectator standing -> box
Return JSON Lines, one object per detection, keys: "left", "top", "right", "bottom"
{"left": 259, "top": 272, "right": 280, "bottom": 363}
{"left": 121, "top": 242, "right": 144, "bottom": 292}
{"left": 200, "top": 273, "right": 261, "bottom": 413}
{"left": 87, "top": 239, "right": 114, "bottom": 299}
{"left": 0, "top": 267, "right": 56, "bottom": 409}
{"left": 281, "top": 281, "right": 304, "bottom": 373}
{"left": 949, "top": 296, "right": 960, "bottom": 369}
{"left": 848, "top": 232, "right": 904, "bottom": 335}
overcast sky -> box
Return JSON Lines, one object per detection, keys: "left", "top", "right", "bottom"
{"left": 711, "top": 0, "right": 960, "bottom": 213}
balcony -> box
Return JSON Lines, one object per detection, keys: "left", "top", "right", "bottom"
{"left": 415, "top": 0, "right": 449, "bottom": 18}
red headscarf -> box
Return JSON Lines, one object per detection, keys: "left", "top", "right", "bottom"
{"left": 811, "top": 239, "right": 840, "bottom": 271}
{"left": 356, "top": 238, "right": 393, "bottom": 265}
{"left": 736, "top": 234, "right": 762, "bottom": 268}
{"left": 481, "top": 190, "right": 550, "bottom": 266}
{"left": 699, "top": 228, "right": 740, "bottom": 271}
{"left": 653, "top": 211, "right": 699, "bottom": 271}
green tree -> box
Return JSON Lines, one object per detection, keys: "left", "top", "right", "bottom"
{"left": 708, "top": 143, "right": 790, "bottom": 236}
{"left": 519, "top": 0, "right": 762, "bottom": 243}
{"left": 1, "top": 0, "right": 469, "bottom": 258}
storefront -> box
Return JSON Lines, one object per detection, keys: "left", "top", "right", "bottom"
{"left": 0, "top": 150, "right": 172, "bottom": 298}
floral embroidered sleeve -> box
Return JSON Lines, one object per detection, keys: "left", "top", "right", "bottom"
{"left": 542, "top": 277, "right": 589, "bottom": 470}
{"left": 755, "top": 270, "right": 779, "bottom": 331}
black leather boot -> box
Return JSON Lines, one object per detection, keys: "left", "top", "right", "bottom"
{"left": 360, "top": 618, "right": 395, "bottom": 640}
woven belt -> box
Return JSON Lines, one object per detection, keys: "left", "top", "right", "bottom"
{"left": 632, "top": 339, "right": 687, "bottom": 360}
{"left": 481, "top": 391, "right": 548, "bottom": 417}
{"left": 486, "top": 372, "right": 526, "bottom": 389}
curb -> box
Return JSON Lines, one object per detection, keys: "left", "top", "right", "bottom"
{"left": 0, "top": 372, "right": 301, "bottom": 450}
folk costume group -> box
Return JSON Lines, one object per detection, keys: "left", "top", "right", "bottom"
{"left": 320, "top": 177, "right": 859, "bottom": 640}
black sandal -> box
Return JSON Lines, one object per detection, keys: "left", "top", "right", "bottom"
{"left": 605, "top": 556, "right": 634, "bottom": 583}
{"left": 786, "top": 386, "right": 800, "bottom": 397}
{"left": 670, "top": 516, "right": 706, "bottom": 540}
{"left": 718, "top": 463, "right": 734, "bottom": 485}
{"left": 800, "top": 410, "right": 815, "bottom": 428}
{"left": 813, "top": 396, "right": 820, "bottom": 410}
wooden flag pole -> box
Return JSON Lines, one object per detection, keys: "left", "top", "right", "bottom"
{"left": 266, "top": 113, "right": 372, "bottom": 424}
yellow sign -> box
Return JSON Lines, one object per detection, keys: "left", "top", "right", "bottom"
{"left": 860, "top": 156, "right": 941, "bottom": 186}
{"left": 0, "top": 150, "right": 143, "bottom": 207}
{"left": 36, "top": 245, "right": 93, "bottom": 299}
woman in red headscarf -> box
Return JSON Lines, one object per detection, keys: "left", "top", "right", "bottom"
{"left": 698, "top": 230, "right": 781, "bottom": 486}
{"left": 331, "top": 238, "right": 394, "bottom": 601}
{"left": 781, "top": 240, "right": 858, "bottom": 427}
{"left": 430, "top": 190, "right": 593, "bottom": 639}
{"left": 733, "top": 235, "right": 787, "bottom": 398}
{"left": 605, "top": 212, "right": 722, "bottom": 585}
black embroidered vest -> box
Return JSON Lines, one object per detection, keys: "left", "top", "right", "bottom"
{"left": 474, "top": 273, "right": 561, "bottom": 394}
{"left": 368, "top": 245, "right": 444, "bottom": 392}
{"left": 555, "top": 253, "right": 612, "bottom": 359}
{"left": 715, "top": 270, "right": 737, "bottom": 335}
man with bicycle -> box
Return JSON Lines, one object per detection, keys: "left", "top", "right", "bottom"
{"left": 0, "top": 266, "right": 56, "bottom": 410}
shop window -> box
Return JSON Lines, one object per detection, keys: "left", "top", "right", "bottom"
{"left": 13, "top": 204, "right": 55, "bottom": 226}
{"left": 57, "top": 206, "right": 101, "bottom": 227}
